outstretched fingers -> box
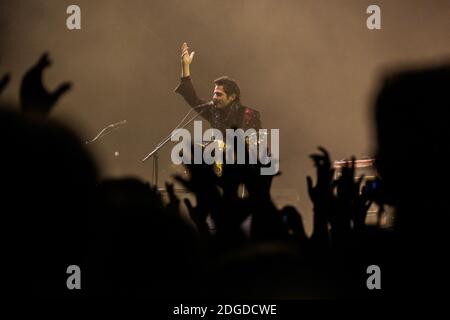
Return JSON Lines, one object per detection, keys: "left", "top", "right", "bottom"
{"left": 181, "top": 42, "right": 189, "bottom": 57}
{"left": 310, "top": 146, "right": 332, "bottom": 168}
{"left": 51, "top": 81, "right": 72, "bottom": 103}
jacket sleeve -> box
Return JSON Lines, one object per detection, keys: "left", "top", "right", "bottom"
{"left": 174, "top": 76, "right": 211, "bottom": 121}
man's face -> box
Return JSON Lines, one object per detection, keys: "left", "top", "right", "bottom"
{"left": 213, "top": 85, "right": 235, "bottom": 109}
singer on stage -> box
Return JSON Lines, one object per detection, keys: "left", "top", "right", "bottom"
{"left": 174, "top": 42, "right": 261, "bottom": 135}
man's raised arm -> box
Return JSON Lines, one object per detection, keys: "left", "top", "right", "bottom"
{"left": 174, "top": 42, "right": 207, "bottom": 109}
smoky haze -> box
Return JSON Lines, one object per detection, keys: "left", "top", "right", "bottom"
{"left": 1, "top": 0, "right": 449, "bottom": 232}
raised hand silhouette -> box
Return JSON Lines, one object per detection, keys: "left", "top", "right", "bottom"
{"left": 174, "top": 145, "right": 220, "bottom": 232}
{"left": 165, "top": 182, "right": 180, "bottom": 215}
{"left": 334, "top": 158, "right": 372, "bottom": 232}
{"left": 306, "top": 147, "right": 335, "bottom": 205}
{"left": 0, "top": 73, "right": 11, "bottom": 95}
{"left": 20, "top": 53, "right": 72, "bottom": 117}
{"left": 306, "top": 147, "right": 335, "bottom": 248}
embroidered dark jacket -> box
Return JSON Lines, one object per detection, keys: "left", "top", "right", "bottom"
{"left": 174, "top": 76, "right": 261, "bottom": 135}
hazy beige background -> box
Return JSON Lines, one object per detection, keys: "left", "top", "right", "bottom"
{"left": 1, "top": 0, "right": 449, "bottom": 231}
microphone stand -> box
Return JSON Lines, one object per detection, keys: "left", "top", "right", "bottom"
{"left": 86, "top": 120, "right": 127, "bottom": 145}
{"left": 142, "top": 107, "right": 207, "bottom": 187}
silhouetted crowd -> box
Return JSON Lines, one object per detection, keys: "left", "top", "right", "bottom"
{"left": 1, "top": 54, "right": 449, "bottom": 299}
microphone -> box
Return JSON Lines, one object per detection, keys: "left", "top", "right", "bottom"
{"left": 195, "top": 101, "right": 215, "bottom": 108}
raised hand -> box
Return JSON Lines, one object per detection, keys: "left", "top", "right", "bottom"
{"left": 333, "top": 158, "right": 358, "bottom": 233}
{"left": 180, "top": 42, "right": 194, "bottom": 77}
{"left": 20, "top": 53, "right": 72, "bottom": 117}
{"left": 174, "top": 145, "right": 220, "bottom": 229}
{"left": 181, "top": 42, "right": 195, "bottom": 66}
{"left": 165, "top": 182, "right": 180, "bottom": 216}
{"left": 352, "top": 184, "right": 373, "bottom": 230}
{"left": 306, "top": 147, "right": 335, "bottom": 207}
{"left": 0, "top": 73, "right": 11, "bottom": 95}
{"left": 335, "top": 159, "right": 372, "bottom": 231}
{"left": 306, "top": 147, "right": 335, "bottom": 247}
